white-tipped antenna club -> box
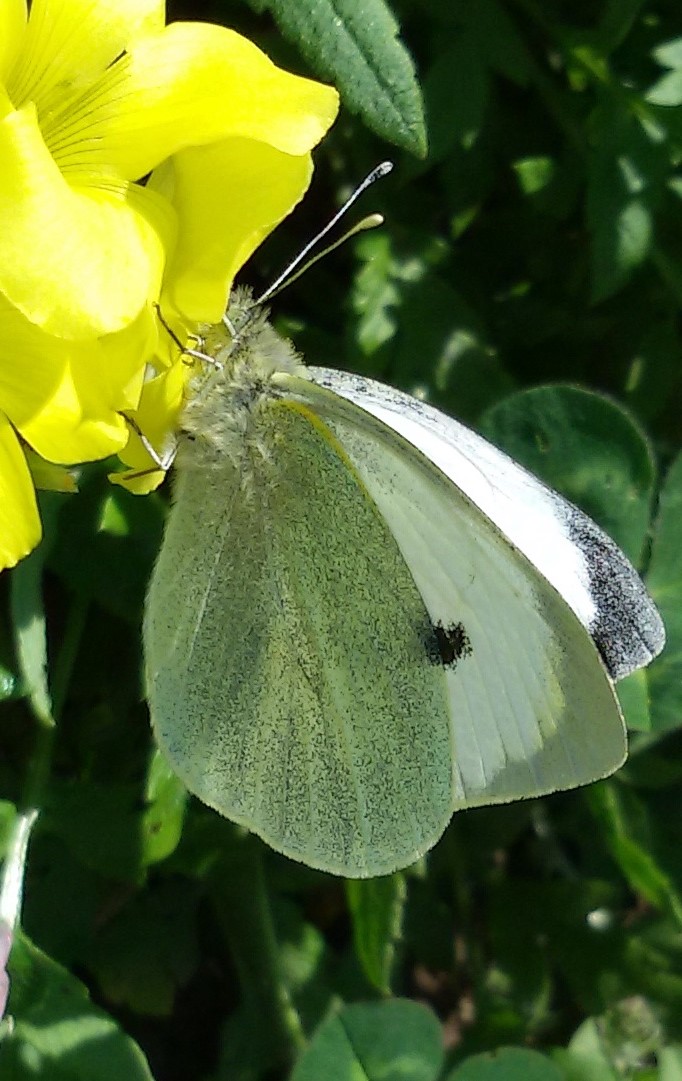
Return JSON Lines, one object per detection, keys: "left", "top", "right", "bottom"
{"left": 256, "top": 161, "right": 393, "bottom": 306}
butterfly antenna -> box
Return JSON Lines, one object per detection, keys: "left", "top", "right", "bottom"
{"left": 255, "top": 161, "right": 393, "bottom": 306}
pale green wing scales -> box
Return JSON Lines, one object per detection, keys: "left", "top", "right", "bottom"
{"left": 280, "top": 373, "right": 627, "bottom": 809}
{"left": 144, "top": 399, "right": 453, "bottom": 878}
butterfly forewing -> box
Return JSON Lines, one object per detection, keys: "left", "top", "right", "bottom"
{"left": 302, "top": 368, "right": 664, "bottom": 681}
{"left": 282, "top": 374, "right": 628, "bottom": 807}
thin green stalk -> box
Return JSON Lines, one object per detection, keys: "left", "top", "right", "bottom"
{"left": 210, "top": 832, "right": 305, "bottom": 1068}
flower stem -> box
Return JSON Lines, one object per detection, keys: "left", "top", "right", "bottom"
{"left": 209, "top": 832, "right": 305, "bottom": 1068}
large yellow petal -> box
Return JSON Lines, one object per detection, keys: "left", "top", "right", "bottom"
{"left": 0, "top": 298, "right": 153, "bottom": 463}
{"left": 0, "top": 0, "right": 26, "bottom": 84}
{"left": 57, "top": 22, "right": 338, "bottom": 181}
{"left": 157, "top": 139, "right": 312, "bottom": 322}
{"left": 0, "top": 414, "right": 41, "bottom": 570}
{"left": 0, "top": 103, "right": 167, "bottom": 338}
{"left": 7, "top": 0, "right": 164, "bottom": 115}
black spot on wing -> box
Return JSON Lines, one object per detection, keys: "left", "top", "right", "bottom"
{"left": 424, "top": 620, "right": 472, "bottom": 669}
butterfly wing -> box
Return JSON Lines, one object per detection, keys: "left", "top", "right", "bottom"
{"left": 303, "top": 369, "right": 665, "bottom": 681}
{"left": 144, "top": 399, "right": 454, "bottom": 877}
{"left": 277, "top": 370, "right": 646, "bottom": 812}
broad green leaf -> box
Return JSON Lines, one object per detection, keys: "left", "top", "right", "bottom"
{"left": 480, "top": 385, "right": 656, "bottom": 565}
{"left": 2, "top": 933, "right": 154, "bottom": 1079}
{"left": 447, "top": 1047, "right": 563, "bottom": 1081}
{"left": 291, "top": 1000, "right": 443, "bottom": 1081}
{"left": 647, "top": 452, "right": 682, "bottom": 734}
{"left": 244, "top": 0, "right": 427, "bottom": 156}
{"left": 346, "top": 873, "right": 406, "bottom": 994}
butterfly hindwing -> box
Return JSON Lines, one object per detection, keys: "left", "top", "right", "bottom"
{"left": 145, "top": 398, "right": 454, "bottom": 877}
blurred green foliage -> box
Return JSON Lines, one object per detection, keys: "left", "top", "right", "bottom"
{"left": 2, "top": 0, "right": 682, "bottom": 1078}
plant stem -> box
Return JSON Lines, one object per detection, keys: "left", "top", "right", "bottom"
{"left": 210, "top": 832, "right": 305, "bottom": 1067}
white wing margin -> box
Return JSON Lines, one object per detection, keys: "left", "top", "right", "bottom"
{"left": 302, "top": 369, "right": 664, "bottom": 682}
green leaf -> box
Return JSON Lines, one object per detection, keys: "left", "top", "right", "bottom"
{"left": 2, "top": 933, "right": 154, "bottom": 1079}
{"left": 479, "top": 385, "right": 656, "bottom": 564}
{"left": 660, "top": 1046, "right": 682, "bottom": 1081}
{"left": 244, "top": 0, "right": 427, "bottom": 155}
{"left": 423, "top": 37, "right": 488, "bottom": 163}
{"left": 586, "top": 100, "right": 664, "bottom": 301}
{"left": 586, "top": 781, "right": 682, "bottom": 925}
{"left": 47, "top": 464, "right": 164, "bottom": 624}
{"left": 85, "top": 881, "right": 198, "bottom": 1017}
{"left": 646, "top": 69, "right": 682, "bottom": 107}
{"left": 559, "top": 1000, "right": 661, "bottom": 1081}
{"left": 143, "top": 752, "right": 188, "bottom": 867}
{"left": 446, "top": 1047, "right": 563, "bottom": 1081}
{"left": 647, "top": 452, "right": 682, "bottom": 734}
{"left": 513, "top": 156, "right": 557, "bottom": 198}
{"left": 648, "top": 38, "right": 682, "bottom": 105}
{"left": 45, "top": 766, "right": 186, "bottom": 883}
{"left": 346, "top": 873, "right": 406, "bottom": 994}
{"left": 9, "top": 547, "right": 53, "bottom": 727}
{"left": 652, "top": 38, "right": 682, "bottom": 69}
{"left": 460, "top": 0, "right": 532, "bottom": 87}
{"left": 291, "top": 1000, "right": 443, "bottom": 1081}
{"left": 392, "top": 276, "right": 511, "bottom": 424}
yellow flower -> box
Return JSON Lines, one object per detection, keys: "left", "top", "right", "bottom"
{"left": 0, "top": 0, "right": 339, "bottom": 568}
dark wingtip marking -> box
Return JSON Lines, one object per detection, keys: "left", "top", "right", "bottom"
{"left": 425, "top": 620, "right": 472, "bottom": 669}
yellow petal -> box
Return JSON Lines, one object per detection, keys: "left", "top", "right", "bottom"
{"left": 0, "top": 414, "right": 41, "bottom": 570}
{"left": 70, "top": 22, "right": 338, "bottom": 180}
{"left": 0, "top": 0, "right": 26, "bottom": 84}
{"left": 109, "top": 466, "right": 167, "bottom": 495}
{"left": 7, "top": 0, "right": 164, "bottom": 114}
{"left": 0, "top": 103, "right": 167, "bottom": 338}
{"left": 119, "top": 360, "right": 190, "bottom": 471}
{"left": 25, "top": 450, "right": 78, "bottom": 494}
{"left": 159, "top": 139, "right": 313, "bottom": 322}
{"left": 0, "top": 298, "right": 152, "bottom": 463}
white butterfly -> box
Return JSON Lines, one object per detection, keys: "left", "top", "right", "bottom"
{"left": 144, "top": 291, "right": 664, "bottom": 878}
